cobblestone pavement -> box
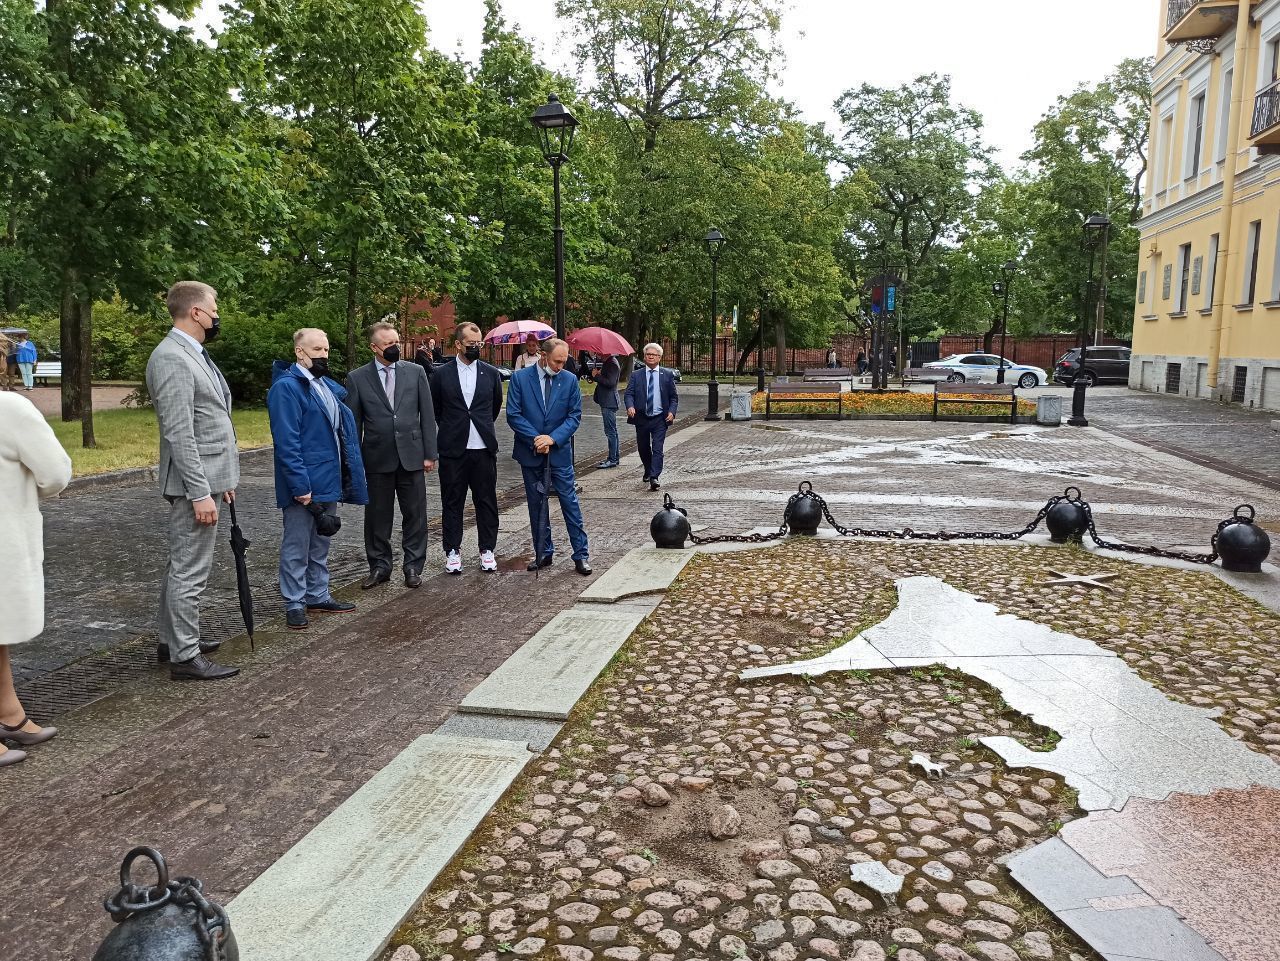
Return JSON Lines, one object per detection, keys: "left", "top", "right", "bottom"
{"left": 3, "top": 393, "right": 1277, "bottom": 959}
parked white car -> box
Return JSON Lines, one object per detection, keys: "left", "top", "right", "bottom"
{"left": 924, "top": 353, "right": 1047, "bottom": 389}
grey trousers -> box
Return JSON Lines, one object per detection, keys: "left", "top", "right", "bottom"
{"left": 365, "top": 467, "right": 428, "bottom": 575}
{"left": 158, "top": 494, "right": 222, "bottom": 663}
{"left": 279, "top": 502, "right": 337, "bottom": 611}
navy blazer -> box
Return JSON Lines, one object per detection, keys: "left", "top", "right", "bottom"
{"left": 624, "top": 365, "right": 679, "bottom": 420}
{"left": 505, "top": 364, "right": 582, "bottom": 469}
{"left": 592, "top": 356, "right": 620, "bottom": 410}
{"left": 430, "top": 357, "right": 504, "bottom": 456}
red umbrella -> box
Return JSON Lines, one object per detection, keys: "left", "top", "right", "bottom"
{"left": 566, "top": 327, "right": 634, "bottom": 357}
{"left": 484, "top": 320, "right": 555, "bottom": 345}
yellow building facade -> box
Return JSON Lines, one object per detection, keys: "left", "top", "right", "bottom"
{"left": 1132, "top": 0, "right": 1280, "bottom": 410}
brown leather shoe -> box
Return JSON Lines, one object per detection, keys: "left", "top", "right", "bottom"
{"left": 170, "top": 654, "right": 240, "bottom": 682}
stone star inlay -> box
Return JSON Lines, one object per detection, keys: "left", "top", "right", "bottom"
{"left": 1041, "top": 569, "right": 1119, "bottom": 591}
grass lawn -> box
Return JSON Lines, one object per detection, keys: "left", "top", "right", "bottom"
{"left": 50, "top": 408, "right": 273, "bottom": 477}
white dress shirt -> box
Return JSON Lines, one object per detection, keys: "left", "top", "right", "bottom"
{"left": 455, "top": 358, "right": 485, "bottom": 450}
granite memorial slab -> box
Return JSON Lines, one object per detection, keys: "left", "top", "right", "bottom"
{"left": 229, "top": 734, "right": 532, "bottom": 961}
{"left": 459, "top": 603, "right": 653, "bottom": 719}
{"left": 579, "top": 546, "right": 696, "bottom": 604}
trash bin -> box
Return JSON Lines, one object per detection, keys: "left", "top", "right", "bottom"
{"left": 1036, "top": 394, "right": 1063, "bottom": 426}
{"left": 730, "top": 390, "right": 753, "bottom": 421}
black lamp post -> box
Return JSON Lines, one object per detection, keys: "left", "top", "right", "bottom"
{"left": 1068, "top": 212, "right": 1111, "bottom": 427}
{"left": 992, "top": 259, "right": 1017, "bottom": 384}
{"left": 756, "top": 290, "right": 768, "bottom": 393}
{"left": 704, "top": 227, "right": 726, "bottom": 420}
{"left": 531, "top": 93, "right": 579, "bottom": 339}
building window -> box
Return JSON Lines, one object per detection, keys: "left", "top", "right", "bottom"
{"left": 1186, "top": 93, "right": 1206, "bottom": 178}
{"left": 1166, "top": 362, "right": 1182, "bottom": 394}
{"left": 1243, "top": 220, "right": 1262, "bottom": 304}
{"left": 1269, "top": 38, "right": 1280, "bottom": 83}
{"left": 1177, "top": 243, "right": 1192, "bottom": 311}
{"left": 1232, "top": 366, "right": 1248, "bottom": 404}
{"left": 1216, "top": 68, "right": 1233, "bottom": 163}
{"left": 1271, "top": 216, "right": 1280, "bottom": 302}
{"left": 1159, "top": 115, "right": 1175, "bottom": 192}
{"left": 1206, "top": 233, "right": 1219, "bottom": 309}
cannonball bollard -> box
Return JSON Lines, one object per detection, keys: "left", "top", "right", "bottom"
{"left": 787, "top": 482, "right": 823, "bottom": 537}
{"left": 1215, "top": 505, "right": 1272, "bottom": 573}
{"left": 1045, "top": 487, "right": 1088, "bottom": 544}
{"left": 93, "top": 847, "right": 237, "bottom": 961}
{"left": 650, "top": 493, "right": 691, "bottom": 549}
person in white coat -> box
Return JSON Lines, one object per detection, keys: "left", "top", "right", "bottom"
{"left": 0, "top": 392, "right": 72, "bottom": 767}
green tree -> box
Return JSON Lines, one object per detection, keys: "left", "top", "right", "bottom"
{"left": 222, "top": 0, "right": 477, "bottom": 364}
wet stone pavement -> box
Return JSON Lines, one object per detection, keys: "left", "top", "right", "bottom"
{"left": 3, "top": 388, "right": 1278, "bottom": 961}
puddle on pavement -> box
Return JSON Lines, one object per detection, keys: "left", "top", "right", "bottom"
{"left": 498, "top": 554, "right": 534, "bottom": 573}
{"left": 751, "top": 423, "right": 791, "bottom": 431}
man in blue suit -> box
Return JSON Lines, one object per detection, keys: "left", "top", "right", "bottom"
{"left": 624, "top": 342, "right": 679, "bottom": 491}
{"left": 267, "top": 328, "right": 369, "bottom": 630}
{"left": 506, "top": 338, "right": 591, "bottom": 575}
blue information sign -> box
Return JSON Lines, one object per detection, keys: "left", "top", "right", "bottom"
{"left": 885, "top": 286, "right": 897, "bottom": 312}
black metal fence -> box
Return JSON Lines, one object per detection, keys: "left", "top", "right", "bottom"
{"left": 1252, "top": 78, "right": 1280, "bottom": 139}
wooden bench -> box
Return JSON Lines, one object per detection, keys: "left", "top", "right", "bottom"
{"left": 802, "top": 367, "right": 853, "bottom": 382}
{"left": 766, "top": 382, "right": 843, "bottom": 419}
{"left": 933, "top": 383, "right": 1018, "bottom": 424}
{"left": 902, "top": 366, "right": 948, "bottom": 384}
{"left": 33, "top": 361, "right": 62, "bottom": 385}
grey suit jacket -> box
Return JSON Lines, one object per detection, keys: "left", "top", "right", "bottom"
{"left": 145, "top": 329, "right": 239, "bottom": 500}
{"left": 344, "top": 360, "right": 438, "bottom": 473}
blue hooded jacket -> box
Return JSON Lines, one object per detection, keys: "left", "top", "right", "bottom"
{"left": 266, "top": 360, "right": 369, "bottom": 509}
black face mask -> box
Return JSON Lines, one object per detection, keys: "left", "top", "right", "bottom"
{"left": 203, "top": 315, "right": 221, "bottom": 343}
{"left": 308, "top": 356, "right": 330, "bottom": 378}
{"left": 381, "top": 344, "right": 400, "bottom": 364}
{"left": 464, "top": 345, "right": 481, "bottom": 362}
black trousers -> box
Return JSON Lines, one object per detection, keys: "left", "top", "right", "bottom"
{"left": 439, "top": 449, "right": 499, "bottom": 553}
{"left": 365, "top": 466, "right": 427, "bottom": 575}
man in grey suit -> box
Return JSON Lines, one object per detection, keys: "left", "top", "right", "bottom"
{"left": 345, "top": 321, "right": 438, "bottom": 589}
{"left": 145, "top": 281, "right": 241, "bottom": 681}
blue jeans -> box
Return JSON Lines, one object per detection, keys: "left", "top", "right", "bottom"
{"left": 600, "top": 406, "right": 619, "bottom": 462}
{"left": 280, "top": 501, "right": 337, "bottom": 611}
{"left": 522, "top": 462, "right": 589, "bottom": 561}
{"left": 17, "top": 362, "right": 33, "bottom": 388}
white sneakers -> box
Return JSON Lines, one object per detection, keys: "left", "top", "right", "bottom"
{"left": 446, "top": 549, "right": 499, "bottom": 574}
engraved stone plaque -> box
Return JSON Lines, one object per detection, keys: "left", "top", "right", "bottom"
{"left": 1138, "top": 270, "right": 1147, "bottom": 304}
{"left": 1162, "top": 264, "right": 1173, "bottom": 300}
{"left": 1191, "top": 256, "right": 1203, "bottom": 296}
{"left": 460, "top": 604, "right": 650, "bottom": 719}
{"left": 229, "top": 735, "right": 531, "bottom": 961}
{"left": 580, "top": 547, "right": 696, "bottom": 603}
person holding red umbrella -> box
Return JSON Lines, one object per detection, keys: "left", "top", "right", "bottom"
{"left": 591, "top": 352, "right": 621, "bottom": 468}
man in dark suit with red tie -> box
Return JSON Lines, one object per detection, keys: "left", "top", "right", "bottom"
{"left": 430, "top": 322, "right": 504, "bottom": 574}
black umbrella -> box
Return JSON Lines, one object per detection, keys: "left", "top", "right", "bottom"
{"left": 535, "top": 453, "right": 551, "bottom": 579}
{"left": 227, "top": 499, "right": 255, "bottom": 650}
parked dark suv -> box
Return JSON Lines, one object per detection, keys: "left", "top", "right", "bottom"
{"left": 1053, "top": 346, "right": 1132, "bottom": 386}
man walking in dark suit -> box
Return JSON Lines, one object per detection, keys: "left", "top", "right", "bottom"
{"left": 145, "top": 281, "right": 240, "bottom": 681}
{"left": 344, "top": 321, "right": 438, "bottom": 589}
{"left": 592, "top": 353, "right": 621, "bottom": 468}
{"left": 506, "top": 338, "right": 591, "bottom": 575}
{"left": 430, "top": 322, "right": 504, "bottom": 575}
{"left": 624, "top": 342, "right": 679, "bottom": 491}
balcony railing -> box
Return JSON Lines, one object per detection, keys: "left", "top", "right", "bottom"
{"left": 1251, "top": 79, "right": 1280, "bottom": 143}
{"left": 1167, "top": 0, "right": 1197, "bottom": 31}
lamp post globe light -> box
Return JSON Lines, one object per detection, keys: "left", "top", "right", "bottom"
{"left": 704, "top": 227, "right": 726, "bottom": 421}
{"left": 992, "top": 258, "right": 1017, "bottom": 385}
{"left": 1067, "top": 212, "right": 1111, "bottom": 427}
{"left": 531, "top": 93, "right": 579, "bottom": 339}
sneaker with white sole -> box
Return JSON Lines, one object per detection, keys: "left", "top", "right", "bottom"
{"left": 445, "top": 550, "right": 463, "bottom": 574}
{"left": 480, "top": 550, "right": 498, "bottom": 572}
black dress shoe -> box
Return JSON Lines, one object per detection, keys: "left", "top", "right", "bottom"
{"left": 526, "top": 555, "right": 554, "bottom": 572}
{"left": 156, "top": 640, "right": 222, "bottom": 663}
{"left": 405, "top": 571, "right": 423, "bottom": 588}
{"left": 642, "top": 474, "right": 651, "bottom": 483}
{"left": 286, "top": 609, "right": 308, "bottom": 630}
{"left": 170, "top": 654, "right": 240, "bottom": 682}
{"left": 596, "top": 459, "right": 618, "bottom": 469}
{"left": 306, "top": 600, "right": 356, "bottom": 613}
{"left": 649, "top": 480, "right": 661, "bottom": 491}
{"left": 361, "top": 570, "right": 391, "bottom": 590}
{"left": 575, "top": 558, "right": 593, "bottom": 576}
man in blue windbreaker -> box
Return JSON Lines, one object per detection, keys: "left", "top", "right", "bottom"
{"left": 267, "top": 328, "right": 369, "bottom": 630}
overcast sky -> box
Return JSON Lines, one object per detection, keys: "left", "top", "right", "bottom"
{"left": 199, "top": 0, "right": 1160, "bottom": 172}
